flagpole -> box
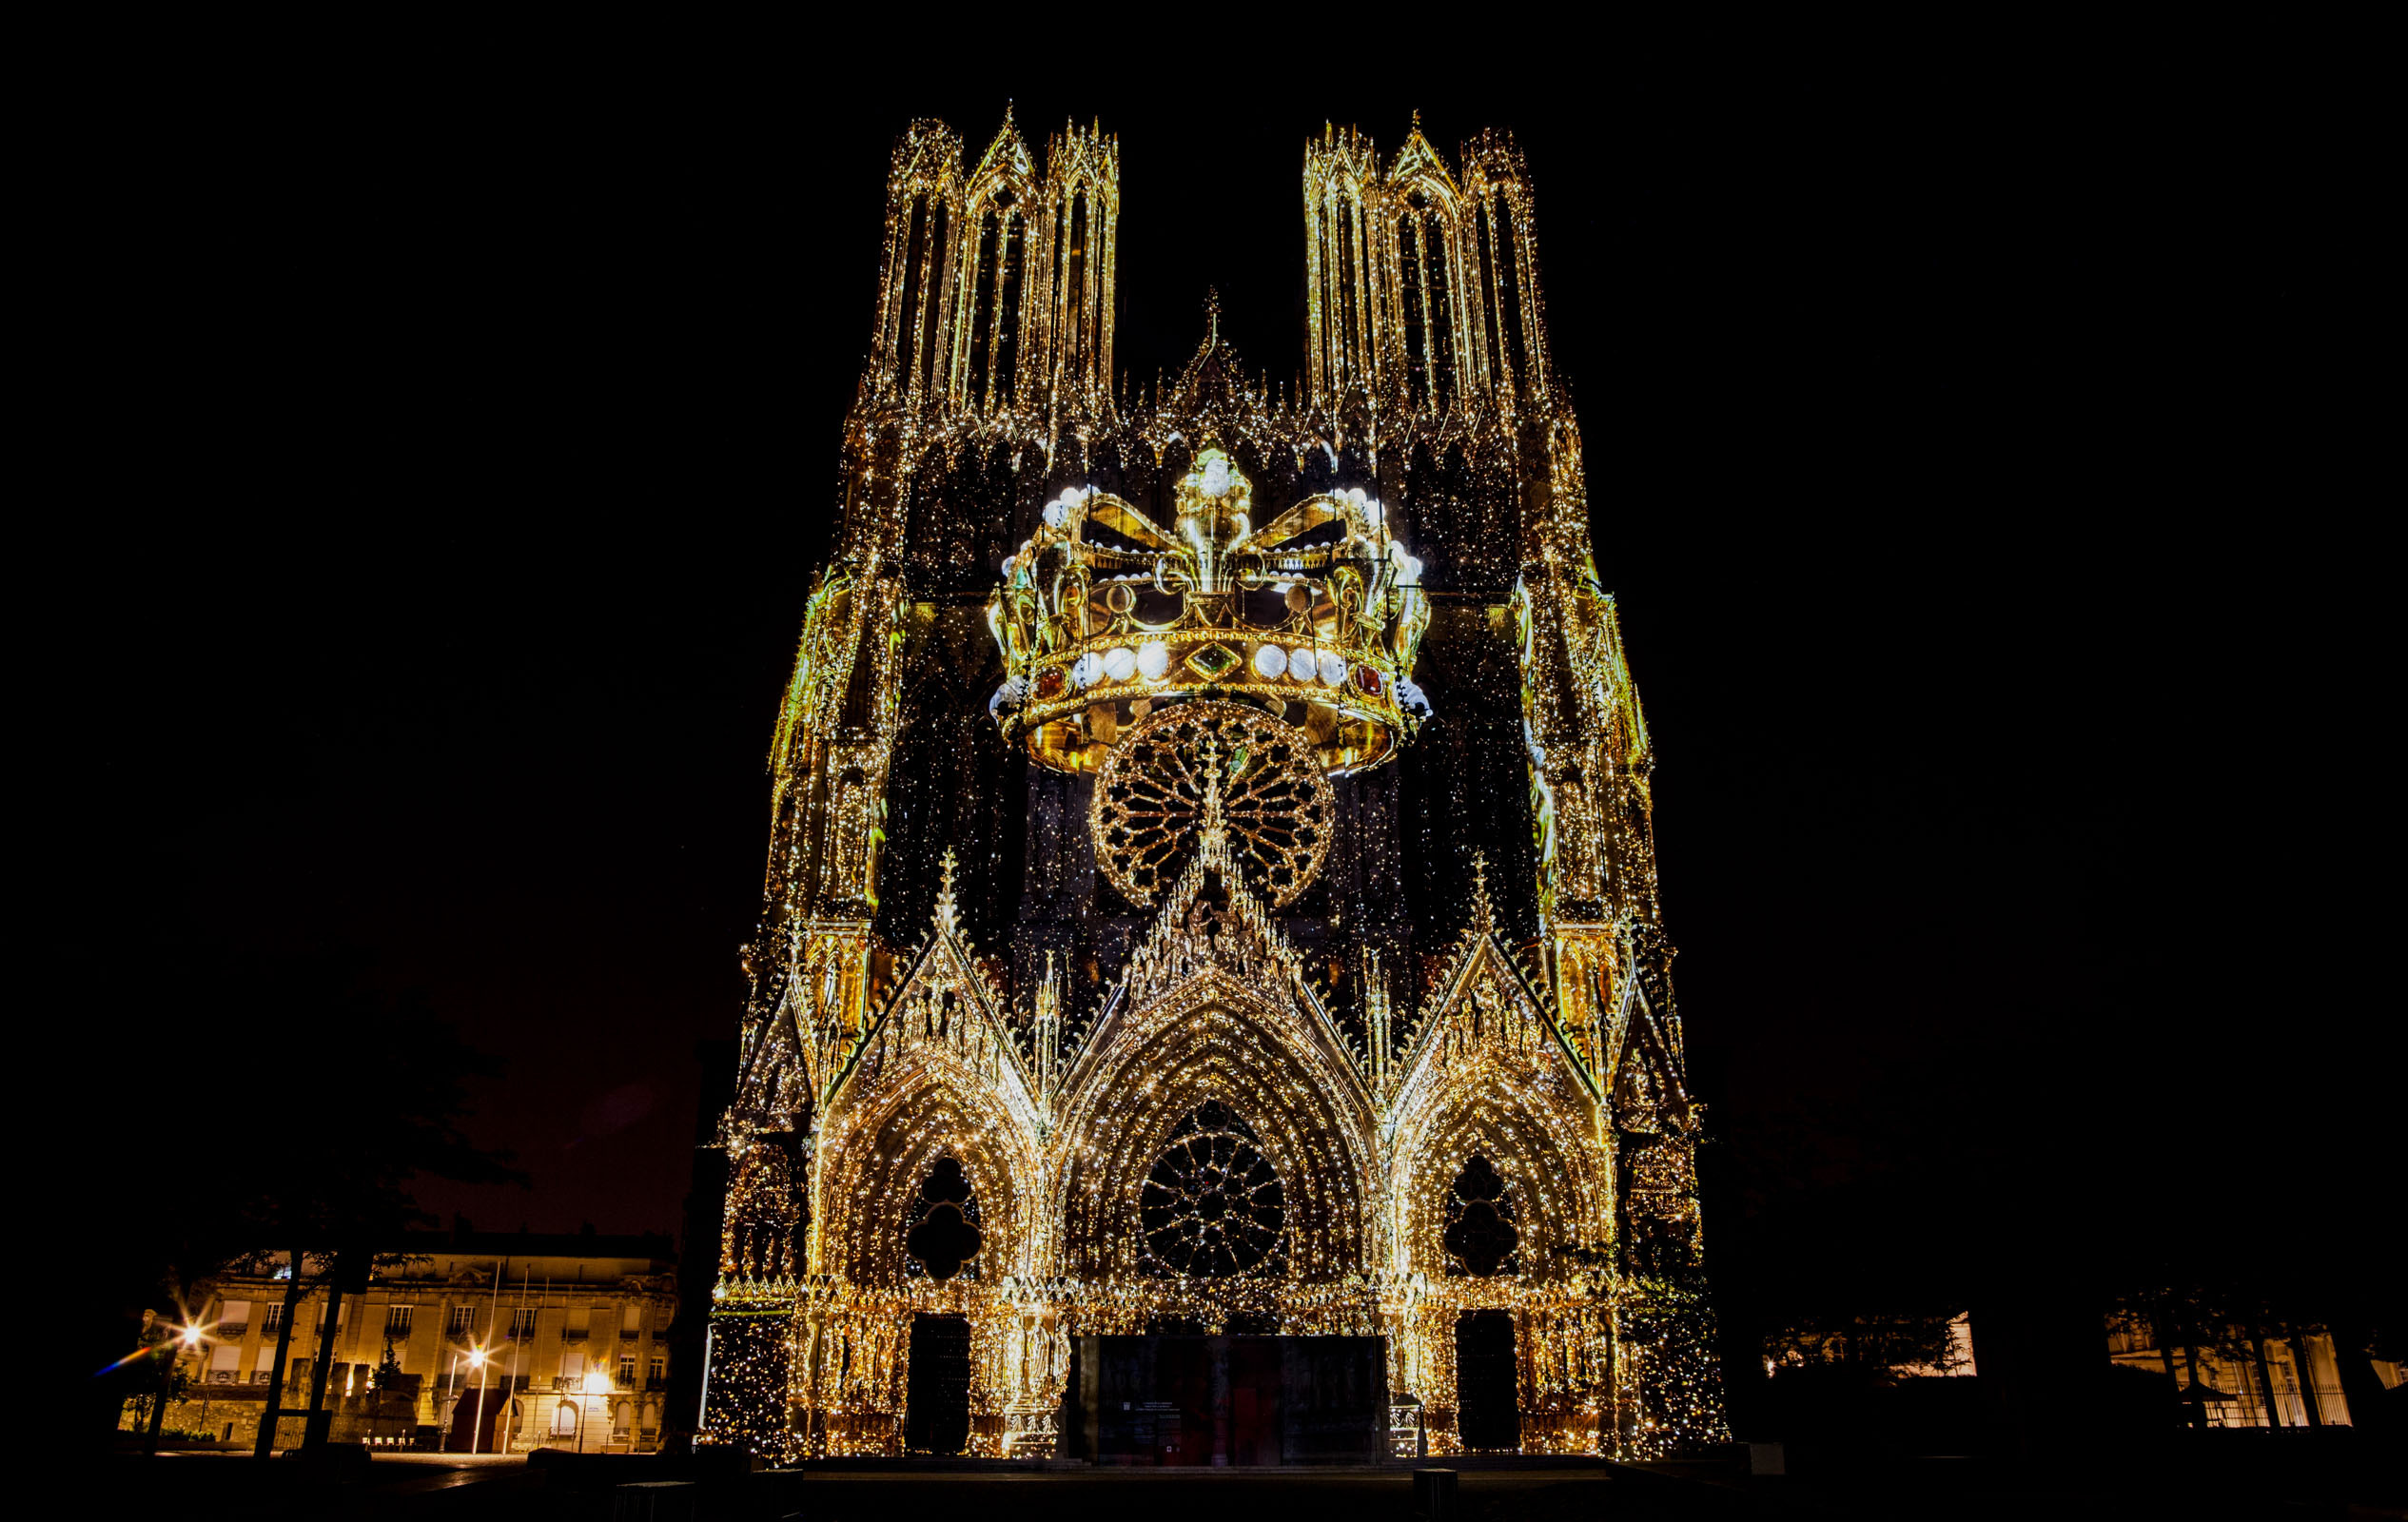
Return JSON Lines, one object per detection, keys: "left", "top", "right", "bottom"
{"left": 472, "top": 1259, "right": 502, "bottom": 1455}
{"left": 506, "top": 1263, "right": 531, "bottom": 1453}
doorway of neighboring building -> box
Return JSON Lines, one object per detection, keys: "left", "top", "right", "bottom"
{"left": 904, "top": 1313, "right": 972, "bottom": 1454}
{"left": 442, "top": 1387, "right": 507, "bottom": 1453}
{"left": 1455, "top": 1310, "right": 1520, "bottom": 1450}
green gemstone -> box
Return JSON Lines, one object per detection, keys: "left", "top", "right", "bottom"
{"left": 1186, "top": 642, "right": 1240, "bottom": 679}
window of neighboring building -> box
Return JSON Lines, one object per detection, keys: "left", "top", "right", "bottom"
{"left": 253, "top": 1356, "right": 278, "bottom": 1384}
{"left": 560, "top": 1351, "right": 584, "bottom": 1382}
{"left": 386, "top": 1305, "right": 415, "bottom": 1337}
{"left": 209, "top": 1345, "right": 240, "bottom": 1383}
{"left": 618, "top": 1355, "right": 636, "bottom": 1385}
{"left": 510, "top": 1308, "right": 537, "bottom": 1338}
{"left": 621, "top": 1301, "right": 644, "bottom": 1333}
{"left": 218, "top": 1299, "right": 251, "bottom": 1335}
{"left": 552, "top": 1402, "right": 578, "bottom": 1436}
{"left": 448, "top": 1304, "right": 474, "bottom": 1336}
{"left": 614, "top": 1401, "right": 633, "bottom": 1437}
{"left": 263, "top": 1304, "right": 285, "bottom": 1333}
{"left": 649, "top": 1355, "right": 665, "bottom": 1383}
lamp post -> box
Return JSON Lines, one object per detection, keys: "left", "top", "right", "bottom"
{"left": 184, "top": 1322, "right": 211, "bottom": 1443}
{"left": 466, "top": 1346, "right": 488, "bottom": 1455}
{"left": 577, "top": 1368, "right": 612, "bottom": 1454}
{"left": 153, "top": 1319, "right": 202, "bottom": 1454}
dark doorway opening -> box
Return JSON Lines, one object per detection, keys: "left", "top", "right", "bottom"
{"left": 441, "top": 1386, "right": 507, "bottom": 1453}
{"left": 905, "top": 1312, "right": 971, "bottom": 1454}
{"left": 1228, "top": 1337, "right": 1282, "bottom": 1466}
{"left": 1073, "top": 1335, "right": 1385, "bottom": 1465}
{"left": 1455, "top": 1310, "right": 1520, "bottom": 1451}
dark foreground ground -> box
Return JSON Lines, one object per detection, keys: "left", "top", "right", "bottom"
{"left": 73, "top": 1440, "right": 2405, "bottom": 1522}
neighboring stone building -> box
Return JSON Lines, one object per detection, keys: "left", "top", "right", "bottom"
{"left": 2105, "top": 1317, "right": 2403, "bottom": 1429}
{"left": 148, "top": 1228, "right": 678, "bottom": 1452}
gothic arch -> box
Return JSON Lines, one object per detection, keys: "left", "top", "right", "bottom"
{"left": 811, "top": 967, "right": 1047, "bottom": 1287}
{"left": 1391, "top": 1054, "right": 1606, "bottom": 1282}
{"left": 812, "top": 1073, "right": 1042, "bottom": 1286}
{"left": 1388, "top": 941, "right": 1609, "bottom": 1285}
{"left": 1052, "top": 969, "right": 1376, "bottom": 1292}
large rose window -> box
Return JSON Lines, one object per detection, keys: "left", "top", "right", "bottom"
{"left": 1092, "top": 702, "right": 1334, "bottom": 908}
{"left": 1139, "top": 1101, "right": 1286, "bottom": 1278}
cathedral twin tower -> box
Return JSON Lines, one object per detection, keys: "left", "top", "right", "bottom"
{"left": 701, "top": 109, "right": 1725, "bottom": 1462}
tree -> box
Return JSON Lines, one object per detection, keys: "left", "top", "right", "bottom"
{"left": 121, "top": 1312, "right": 192, "bottom": 1453}
{"left": 72, "top": 944, "right": 525, "bottom": 1452}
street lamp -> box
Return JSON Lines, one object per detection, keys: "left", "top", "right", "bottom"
{"left": 578, "top": 1368, "right": 612, "bottom": 1455}
{"left": 180, "top": 1321, "right": 209, "bottom": 1443}
{"left": 465, "top": 1346, "right": 489, "bottom": 1456}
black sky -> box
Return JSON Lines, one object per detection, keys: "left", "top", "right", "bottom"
{"left": 51, "top": 68, "right": 2386, "bottom": 1317}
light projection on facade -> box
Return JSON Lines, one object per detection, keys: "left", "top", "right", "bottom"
{"left": 700, "top": 110, "right": 1725, "bottom": 1462}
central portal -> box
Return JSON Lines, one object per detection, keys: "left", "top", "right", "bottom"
{"left": 1067, "top": 1336, "right": 1386, "bottom": 1466}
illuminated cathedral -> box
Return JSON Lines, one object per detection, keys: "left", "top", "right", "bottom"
{"left": 699, "top": 109, "right": 1725, "bottom": 1463}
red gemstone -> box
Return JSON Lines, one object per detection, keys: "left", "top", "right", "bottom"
{"left": 1036, "top": 668, "right": 1067, "bottom": 700}
{"left": 1354, "top": 666, "right": 1383, "bottom": 695}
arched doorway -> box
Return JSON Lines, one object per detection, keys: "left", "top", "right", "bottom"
{"left": 1455, "top": 1311, "right": 1519, "bottom": 1450}
{"left": 905, "top": 1313, "right": 971, "bottom": 1454}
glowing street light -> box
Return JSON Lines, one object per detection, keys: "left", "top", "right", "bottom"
{"left": 576, "top": 1367, "right": 613, "bottom": 1454}
{"left": 464, "top": 1345, "right": 492, "bottom": 1455}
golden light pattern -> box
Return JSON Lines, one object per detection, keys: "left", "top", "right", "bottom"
{"left": 1091, "top": 706, "right": 1335, "bottom": 907}
{"left": 987, "top": 444, "right": 1429, "bottom": 775}
{"left": 702, "top": 111, "right": 1724, "bottom": 1464}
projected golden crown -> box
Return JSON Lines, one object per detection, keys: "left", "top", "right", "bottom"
{"left": 987, "top": 447, "right": 1431, "bottom": 773}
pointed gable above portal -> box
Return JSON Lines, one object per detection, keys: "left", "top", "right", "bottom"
{"left": 1062, "top": 756, "right": 1370, "bottom": 1113}
{"left": 823, "top": 852, "right": 1041, "bottom": 1137}
{"left": 1391, "top": 854, "right": 1601, "bottom": 1115}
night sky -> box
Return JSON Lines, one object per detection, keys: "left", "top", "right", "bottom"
{"left": 56, "top": 75, "right": 2383, "bottom": 1324}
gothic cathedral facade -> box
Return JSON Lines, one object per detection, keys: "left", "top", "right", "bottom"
{"left": 700, "top": 111, "right": 1725, "bottom": 1461}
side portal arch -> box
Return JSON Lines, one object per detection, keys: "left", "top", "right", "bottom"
{"left": 811, "top": 988, "right": 1047, "bottom": 1287}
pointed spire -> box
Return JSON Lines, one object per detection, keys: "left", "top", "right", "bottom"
{"left": 1035, "top": 951, "right": 1062, "bottom": 1100}
{"left": 935, "top": 849, "right": 961, "bottom": 934}
{"left": 1389, "top": 109, "right": 1458, "bottom": 195}
{"left": 973, "top": 103, "right": 1032, "bottom": 183}
{"left": 1198, "top": 732, "right": 1230, "bottom": 859}
{"left": 1469, "top": 850, "right": 1496, "bottom": 935}
{"left": 1365, "top": 946, "right": 1391, "bottom": 1090}
{"left": 1204, "top": 285, "right": 1221, "bottom": 343}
